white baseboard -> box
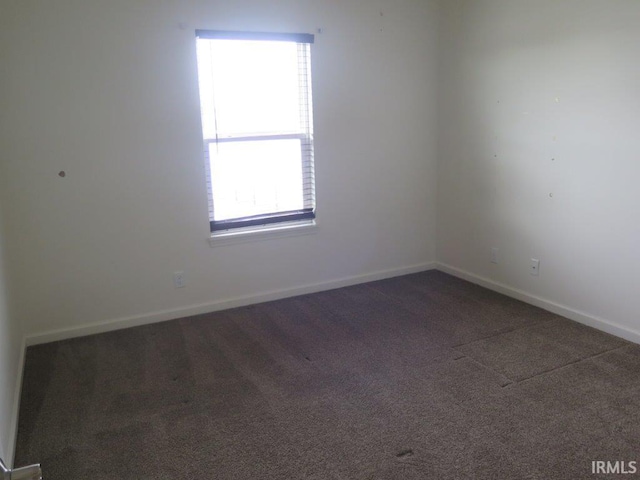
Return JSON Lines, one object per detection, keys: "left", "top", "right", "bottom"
{"left": 25, "top": 262, "right": 437, "bottom": 346}
{"left": 13, "top": 259, "right": 639, "bottom": 465}
{"left": 26, "top": 259, "right": 639, "bottom": 347}
{"left": 437, "top": 262, "right": 640, "bottom": 345}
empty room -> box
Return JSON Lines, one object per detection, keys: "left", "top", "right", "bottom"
{"left": 1, "top": 0, "right": 639, "bottom": 478}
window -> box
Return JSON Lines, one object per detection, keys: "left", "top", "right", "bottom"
{"left": 195, "top": 30, "right": 316, "bottom": 234}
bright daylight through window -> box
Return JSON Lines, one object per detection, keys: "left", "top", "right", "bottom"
{"left": 195, "top": 30, "right": 316, "bottom": 234}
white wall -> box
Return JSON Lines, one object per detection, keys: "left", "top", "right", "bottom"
{"left": 0, "top": 0, "right": 440, "bottom": 340}
{"left": 1, "top": 0, "right": 639, "bottom": 458}
{"left": 0, "top": 176, "right": 23, "bottom": 465}
{"left": 438, "top": 0, "right": 640, "bottom": 340}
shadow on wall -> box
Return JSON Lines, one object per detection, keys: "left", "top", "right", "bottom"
{"left": 438, "top": 0, "right": 640, "bottom": 323}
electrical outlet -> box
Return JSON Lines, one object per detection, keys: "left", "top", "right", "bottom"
{"left": 173, "top": 271, "right": 186, "bottom": 288}
{"left": 530, "top": 259, "right": 540, "bottom": 276}
{"left": 491, "top": 247, "right": 499, "bottom": 264}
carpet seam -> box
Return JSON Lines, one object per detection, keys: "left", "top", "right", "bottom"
{"left": 366, "top": 282, "right": 558, "bottom": 353}
{"left": 454, "top": 354, "right": 515, "bottom": 387}
{"left": 502, "top": 344, "right": 632, "bottom": 387}
{"left": 449, "top": 318, "right": 557, "bottom": 349}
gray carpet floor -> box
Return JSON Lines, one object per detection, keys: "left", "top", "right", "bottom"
{"left": 14, "top": 271, "right": 640, "bottom": 479}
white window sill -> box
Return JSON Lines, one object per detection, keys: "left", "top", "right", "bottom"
{"left": 208, "top": 220, "right": 317, "bottom": 247}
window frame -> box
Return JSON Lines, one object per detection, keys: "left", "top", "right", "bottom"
{"left": 195, "top": 30, "right": 316, "bottom": 235}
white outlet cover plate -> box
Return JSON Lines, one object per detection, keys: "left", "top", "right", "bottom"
{"left": 173, "top": 271, "right": 186, "bottom": 288}
{"left": 530, "top": 258, "right": 540, "bottom": 276}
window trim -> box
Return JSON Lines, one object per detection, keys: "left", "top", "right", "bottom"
{"left": 208, "top": 218, "right": 318, "bottom": 247}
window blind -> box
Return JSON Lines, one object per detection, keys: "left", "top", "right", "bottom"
{"left": 195, "top": 30, "right": 316, "bottom": 233}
